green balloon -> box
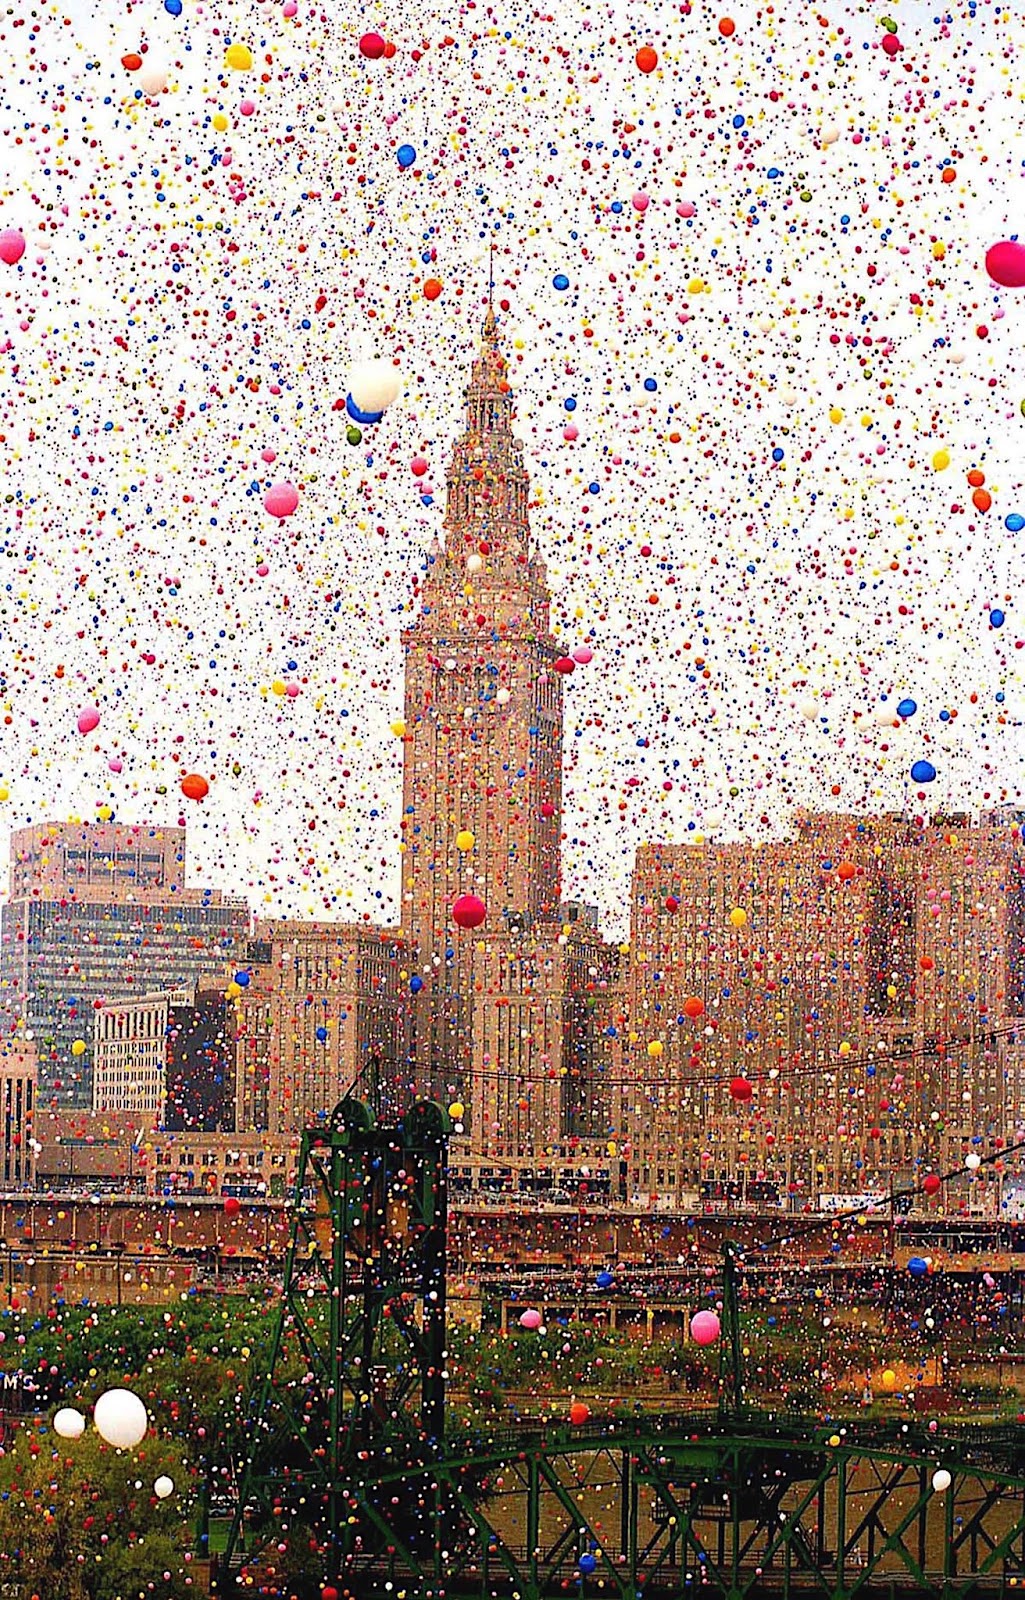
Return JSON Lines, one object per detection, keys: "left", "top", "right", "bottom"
{"left": 346, "top": 425, "right": 363, "bottom": 446}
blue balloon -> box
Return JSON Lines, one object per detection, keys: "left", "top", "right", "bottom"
{"left": 164, "top": 0, "right": 183, "bottom": 12}
{"left": 410, "top": 974, "right": 424, "bottom": 993}
{"left": 1006, "top": 513, "right": 1025, "bottom": 532}
{"left": 644, "top": 377, "right": 658, "bottom": 392}
{"left": 595, "top": 1270, "right": 614, "bottom": 1289}
{"left": 315, "top": 1025, "right": 328, "bottom": 1043}
{"left": 911, "top": 760, "right": 936, "bottom": 784}
{"left": 578, "top": 1554, "right": 597, "bottom": 1574}
{"left": 346, "top": 394, "right": 384, "bottom": 425}
{"left": 908, "top": 1256, "right": 929, "bottom": 1278}
{"left": 897, "top": 698, "right": 917, "bottom": 719}
{"left": 990, "top": 609, "right": 1005, "bottom": 628}
{"left": 553, "top": 273, "right": 570, "bottom": 291}
{"left": 233, "top": 971, "right": 251, "bottom": 987}
{"left": 397, "top": 144, "right": 416, "bottom": 168}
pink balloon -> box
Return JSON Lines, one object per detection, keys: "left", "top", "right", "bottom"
{"left": 986, "top": 240, "right": 1025, "bottom": 289}
{"left": 256, "top": 563, "right": 269, "bottom": 577}
{"left": 690, "top": 1310, "right": 721, "bottom": 1347}
{"left": 563, "top": 425, "right": 579, "bottom": 442}
{"left": 285, "top": 682, "right": 301, "bottom": 698}
{"left": 572, "top": 646, "right": 593, "bottom": 665}
{"left": 0, "top": 230, "right": 25, "bottom": 266}
{"left": 677, "top": 201, "right": 696, "bottom": 219}
{"left": 240, "top": 99, "right": 256, "bottom": 115}
{"left": 411, "top": 456, "right": 429, "bottom": 476}
{"left": 77, "top": 707, "right": 100, "bottom": 735}
{"left": 264, "top": 481, "right": 299, "bottom": 518}
{"left": 519, "top": 1308, "right": 542, "bottom": 1330}
{"left": 632, "top": 191, "right": 650, "bottom": 212}
{"left": 108, "top": 758, "right": 123, "bottom": 774}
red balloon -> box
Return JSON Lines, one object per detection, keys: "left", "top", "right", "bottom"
{"left": 986, "top": 240, "right": 1025, "bottom": 289}
{"left": 729, "top": 1076, "right": 754, "bottom": 1102}
{"left": 665, "top": 896, "right": 680, "bottom": 913}
{"left": 922, "top": 1173, "right": 942, "bottom": 1196}
{"left": 224, "top": 1196, "right": 241, "bottom": 1218}
{"left": 452, "top": 894, "right": 486, "bottom": 929}
{"left": 553, "top": 656, "right": 575, "bottom": 674}
{"left": 359, "top": 31, "right": 386, "bottom": 58}
{"left": 880, "top": 31, "right": 901, "bottom": 55}
{"left": 180, "top": 773, "right": 209, "bottom": 802}
{"left": 540, "top": 801, "right": 556, "bottom": 817}
{"left": 322, "top": 1589, "right": 340, "bottom": 1600}
{"left": 682, "top": 995, "right": 704, "bottom": 1019}
{"left": 569, "top": 1401, "right": 590, "bottom": 1425}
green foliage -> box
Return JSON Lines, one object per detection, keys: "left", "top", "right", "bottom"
{"left": 0, "top": 1423, "right": 194, "bottom": 1600}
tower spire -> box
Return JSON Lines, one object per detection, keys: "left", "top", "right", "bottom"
{"left": 483, "top": 242, "right": 497, "bottom": 344}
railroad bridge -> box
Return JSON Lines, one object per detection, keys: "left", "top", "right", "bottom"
{"left": 213, "top": 1099, "right": 1025, "bottom": 1598}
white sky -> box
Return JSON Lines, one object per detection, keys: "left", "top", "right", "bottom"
{"left": 0, "top": 0, "right": 1023, "bottom": 938}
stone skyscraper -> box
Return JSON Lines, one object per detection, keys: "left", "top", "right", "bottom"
{"left": 398, "top": 305, "right": 620, "bottom": 1174}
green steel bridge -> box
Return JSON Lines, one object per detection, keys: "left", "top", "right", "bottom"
{"left": 211, "top": 1097, "right": 1025, "bottom": 1599}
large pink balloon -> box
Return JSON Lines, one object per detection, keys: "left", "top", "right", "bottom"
{"left": 986, "top": 241, "right": 1025, "bottom": 289}
{"left": 77, "top": 707, "right": 100, "bottom": 735}
{"left": 690, "top": 1310, "right": 721, "bottom": 1347}
{"left": 264, "top": 481, "right": 299, "bottom": 519}
{"left": 519, "top": 1308, "right": 542, "bottom": 1330}
{"left": 0, "top": 230, "right": 25, "bottom": 266}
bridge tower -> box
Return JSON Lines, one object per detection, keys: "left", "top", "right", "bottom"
{"left": 214, "top": 1093, "right": 451, "bottom": 1591}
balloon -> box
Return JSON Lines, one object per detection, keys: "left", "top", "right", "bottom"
{"left": 94, "top": 1388, "right": 148, "bottom": 1450}
{"left": 897, "top": 699, "right": 917, "bottom": 718}
{"left": 910, "top": 760, "right": 936, "bottom": 784}
{"left": 0, "top": 229, "right": 25, "bottom": 266}
{"left": 397, "top": 144, "right": 416, "bottom": 169}
{"left": 880, "top": 32, "right": 902, "bottom": 55}
{"left": 224, "top": 1196, "right": 241, "bottom": 1218}
{"left": 881, "top": 1369, "right": 897, "bottom": 1390}
{"left": 456, "top": 830, "right": 475, "bottom": 851}
{"left": 423, "top": 278, "right": 443, "bottom": 301}
{"left": 139, "top": 65, "right": 168, "bottom": 95}
{"left": 180, "top": 773, "right": 209, "bottom": 801}
{"left": 922, "top": 1174, "right": 941, "bottom": 1196}
{"left": 932, "top": 1469, "right": 952, "bottom": 1493}
{"left": 409, "top": 974, "right": 423, "bottom": 993}
{"left": 908, "top": 1256, "right": 929, "bottom": 1277}
{"left": 569, "top": 1401, "right": 590, "bottom": 1425}
{"left": 718, "top": 16, "right": 736, "bottom": 35}
{"left": 682, "top": 995, "right": 704, "bottom": 1019}
{"left": 349, "top": 358, "right": 402, "bottom": 413}
{"left": 154, "top": 1475, "right": 174, "bottom": 1499}
{"left": 572, "top": 646, "right": 593, "bottom": 664}
{"left": 77, "top": 706, "right": 100, "bottom": 735}
{"left": 452, "top": 894, "right": 486, "bottom": 929}
{"left": 647, "top": 1040, "right": 663, "bottom": 1058}
{"left": 53, "top": 1407, "right": 86, "bottom": 1439}
{"left": 358, "top": 32, "right": 386, "bottom": 59}
{"left": 596, "top": 1270, "right": 614, "bottom": 1289}
{"left": 264, "top": 482, "right": 299, "bottom": 519}
{"left": 411, "top": 456, "right": 429, "bottom": 476}
{"left": 71, "top": 1039, "right": 86, "bottom": 1057}
{"left": 635, "top": 46, "right": 658, "bottom": 72}
{"left": 990, "top": 609, "right": 1005, "bottom": 628}
{"left": 986, "top": 241, "right": 1025, "bottom": 289}
{"left": 346, "top": 395, "right": 384, "bottom": 425}
{"left": 519, "top": 1308, "right": 543, "bottom": 1330}
{"left": 690, "top": 1310, "right": 721, "bottom": 1346}
{"left": 965, "top": 1152, "right": 982, "bottom": 1171}
{"left": 322, "top": 1589, "right": 341, "bottom": 1600}
{"left": 730, "top": 1076, "right": 754, "bottom": 1102}
{"left": 579, "top": 1554, "right": 597, "bottom": 1574}
{"left": 728, "top": 907, "right": 747, "bottom": 928}
{"left": 448, "top": 1101, "right": 464, "bottom": 1120}
{"left": 224, "top": 43, "right": 253, "bottom": 70}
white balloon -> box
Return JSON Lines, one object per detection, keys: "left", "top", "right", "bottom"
{"left": 932, "top": 1469, "right": 952, "bottom": 1493}
{"left": 94, "top": 1388, "right": 148, "bottom": 1450}
{"left": 154, "top": 1475, "right": 175, "bottom": 1500}
{"left": 965, "top": 1152, "right": 982, "bottom": 1171}
{"left": 349, "top": 358, "right": 402, "bottom": 413}
{"left": 495, "top": 688, "right": 511, "bottom": 705}
{"left": 821, "top": 125, "right": 840, "bottom": 146}
{"left": 53, "top": 1407, "right": 86, "bottom": 1440}
{"left": 139, "top": 66, "right": 168, "bottom": 95}
{"left": 466, "top": 554, "right": 483, "bottom": 574}
{"left": 800, "top": 700, "right": 819, "bottom": 722}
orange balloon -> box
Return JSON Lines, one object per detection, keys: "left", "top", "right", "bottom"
{"left": 180, "top": 773, "right": 209, "bottom": 801}
{"left": 967, "top": 469, "right": 986, "bottom": 487}
{"left": 972, "top": 488, "right": 992, "bottom": 512}
{"left": 635, "top": 45, "right": 658, "bottom": 72}
{"left": 718, "top": 16, "right": 736, "bottom": 34}
{"left": 423, "top": 278, "right": 443, "bottom": 301}
{"left": 569, "top": 1402, "right": 590, "bottom": 1425}
{"left": 837, "top": 861, "right": 856, "bottom": 882}
{"left": 683, "top": 995, "right": 704, "bottom": 1020}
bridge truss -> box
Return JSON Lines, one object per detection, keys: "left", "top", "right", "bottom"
{"left": 214, "top": 1098, "right": 1025, "bottom": 1598}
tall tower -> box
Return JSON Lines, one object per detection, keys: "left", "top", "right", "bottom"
{"left": 400, "top": 306, "right": 564, "bottom": 1099}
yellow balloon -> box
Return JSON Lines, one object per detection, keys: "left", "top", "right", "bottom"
{"left": 71, "top": 1039, "right": 86, "bottom": 1057}
{"left": 729, "top": 907, "right": 748, "bottom": 929}
{"left": 212, "top": 112, "right": 229, "bottom": 132}
{"left": 647, "top": 1040, "right": 664, "bottom": 1058}
{"left": 271, "top": 679, "right": 287, "bottom": 696}
{"left": 456, "top": 830, "right": 475, "bottom": 851}
{"left": 225, "top": 43, "right": 253, "bottom": 69}
{"left": 448, "top": 1101, "right": 465, "bottom": 1121}
{"left": 829, "top": 406, "right": 843, "bottom": 424}
{"left": 932, "top": 449, "right": 950, "bottom": 471}
{"left": 390, "top": 720, "right": 406, "bottom": 738}
{"left": 882, "top": 1369, "right": 897, "bottom": 1391}
{"left": 839, "top": 1041, "right": 851, "bottom": 1056}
